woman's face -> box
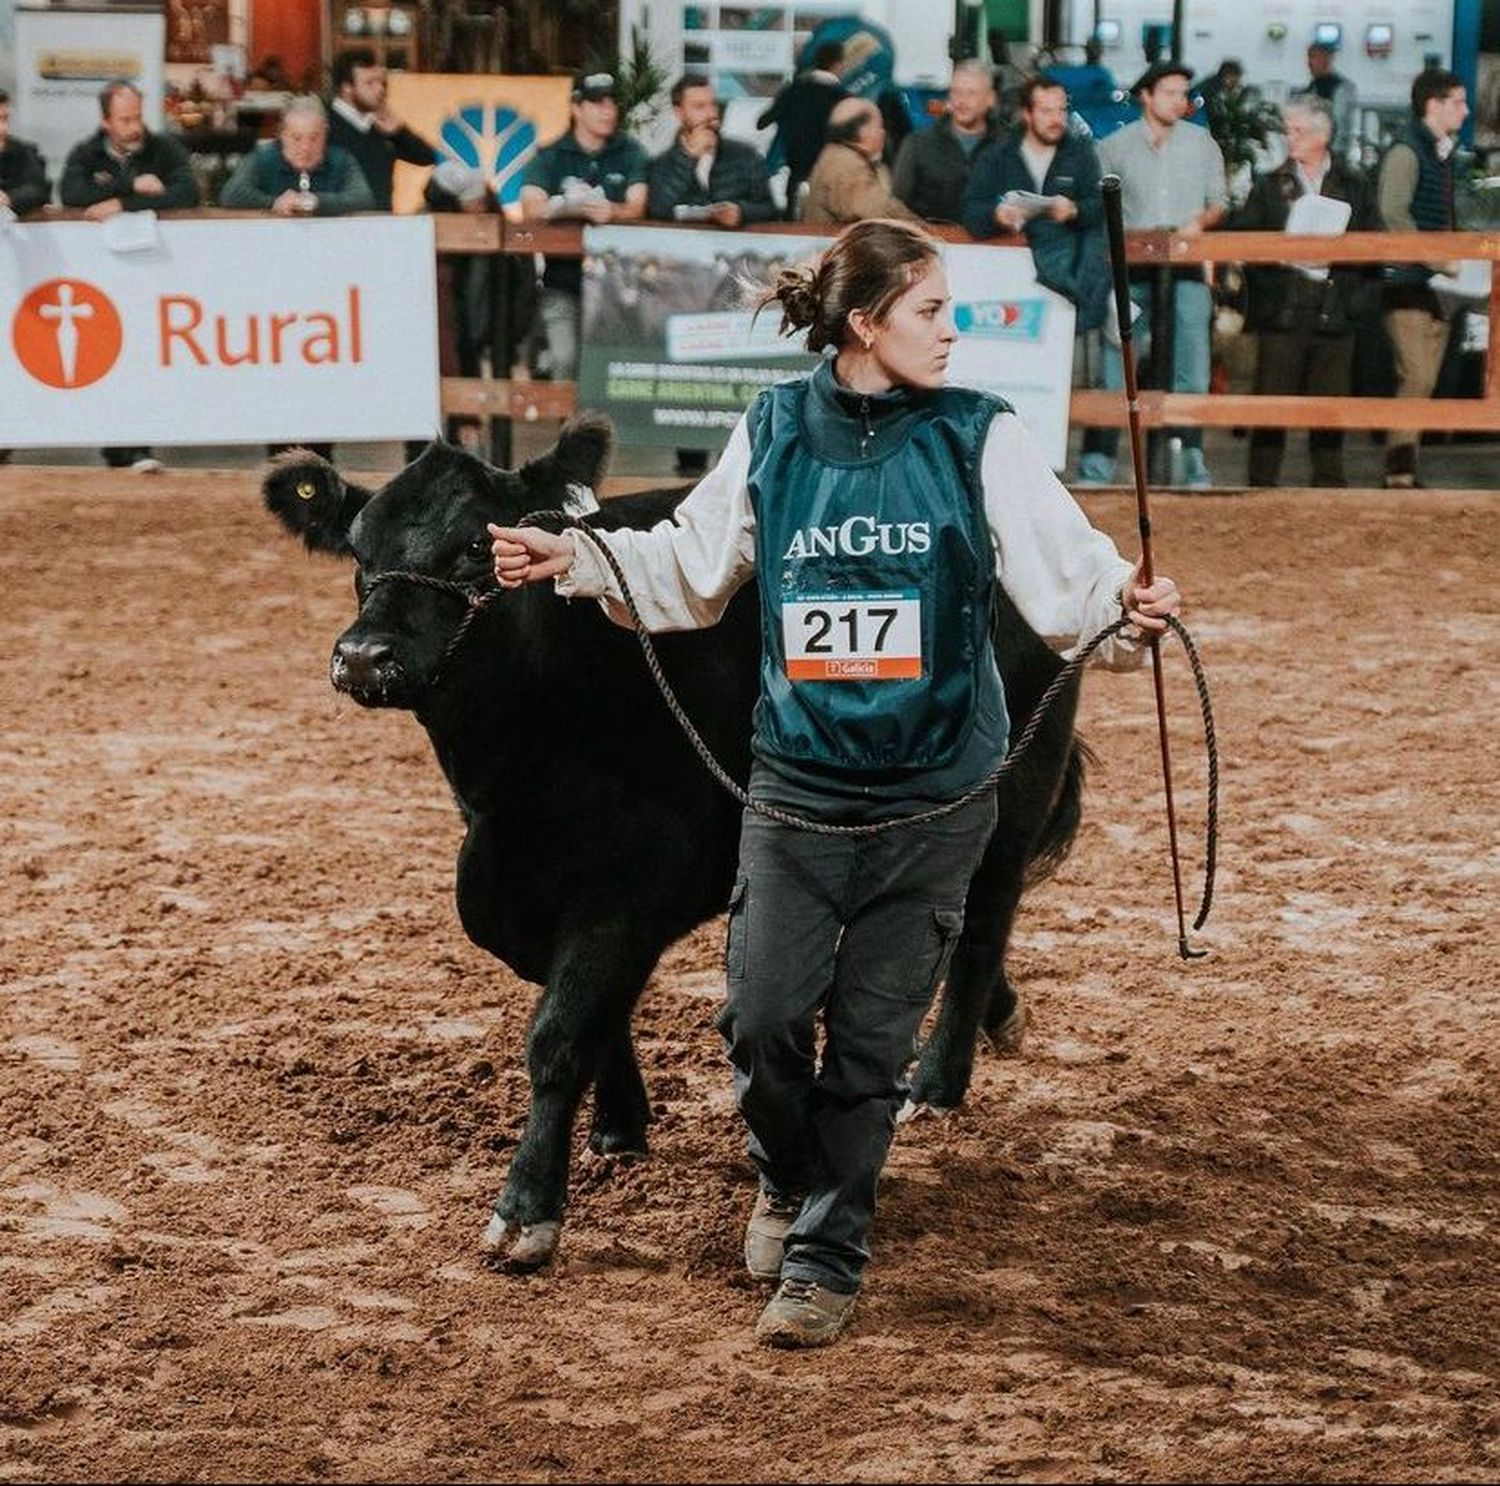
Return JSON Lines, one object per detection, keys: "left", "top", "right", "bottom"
{"left": 859, "top": 260, "right": 957, "bottom": 390}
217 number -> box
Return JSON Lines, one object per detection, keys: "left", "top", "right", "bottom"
{"left": 802, "top": 606, "right": 899, "bottom": 654}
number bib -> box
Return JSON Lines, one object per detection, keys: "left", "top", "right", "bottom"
{"left": 781, "top": 590, "right": 922, "bottom": 681}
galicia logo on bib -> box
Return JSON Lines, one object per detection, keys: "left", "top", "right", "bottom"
{"left": 13, "top": 278, "right": 124, "bottom": 389}
{"left": 953, "top": 298, "right": 1047, "bottom": 341}
{"left": 782, "top": 518, "right": 931, "bottom": 561}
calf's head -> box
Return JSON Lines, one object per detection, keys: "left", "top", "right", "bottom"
{"left": 263, "top": 418, "right": 612, "bottom": 708}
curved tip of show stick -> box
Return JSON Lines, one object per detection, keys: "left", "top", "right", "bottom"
{"left": 1178, "top": 935, "right": 1209, "bottom": 961}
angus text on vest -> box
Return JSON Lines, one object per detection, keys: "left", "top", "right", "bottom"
{"left": 782, "top": 517, "right": 932, "bottom": 561}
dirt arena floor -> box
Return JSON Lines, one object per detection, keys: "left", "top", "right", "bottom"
{"left": 2, "top": 466, "right": 1496, "bottom": 1483}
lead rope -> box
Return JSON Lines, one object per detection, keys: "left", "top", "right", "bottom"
{"left": 360, "top": 517, "right": 1218, "bottom": 933}
{"left": 518, "top": 512, "right": 1220, "bottom": 934}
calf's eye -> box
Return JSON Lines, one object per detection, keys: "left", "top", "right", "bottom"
{"left": 467, "top": 536, "right": 491, "bottom": 560}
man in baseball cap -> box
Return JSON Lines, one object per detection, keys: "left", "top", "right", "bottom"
{"left": 571, "top": 71, "right": 617, "bottom": 102}
{"left": 521, "top": 68, "right": 647, "bottom": 379}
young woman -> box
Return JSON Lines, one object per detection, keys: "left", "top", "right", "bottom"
{"left": 489, "top": 219, "right": 1181, "bottom": 1349}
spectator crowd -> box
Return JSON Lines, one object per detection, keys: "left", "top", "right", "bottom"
{"left": 0, "top": 42, "right": 1476, "bottom": 489}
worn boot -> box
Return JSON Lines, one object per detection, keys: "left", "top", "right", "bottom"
{"left": 1383, "top": 443, "right": 1419, "bottom": 490}
{"left": 755, "top": 1277, "right": 857, "bottom": 1348}
{"left": 744, "top": 1189, "right": 802, "bottom": 1280}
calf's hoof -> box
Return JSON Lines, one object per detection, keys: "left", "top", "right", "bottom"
{"left": 480, "top": 1212, "right": 562, "bottom": 1272}
{"left": 588, "top": 1128, "right": 649, "bottom": 1159}
{"left": 983, "top": 996, "right": 1027, "bottom": 1056}
{"left": 896, "top": 1098, "right": 955, "bottom": 1125}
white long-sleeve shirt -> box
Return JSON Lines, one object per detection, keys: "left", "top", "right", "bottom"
{"left": 557, "top": 408, "right": 1142, "bottom": 669}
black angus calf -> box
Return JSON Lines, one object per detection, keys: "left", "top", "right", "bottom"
{"left": 264, "top": 417, "right": 1085, "bottom": 1271}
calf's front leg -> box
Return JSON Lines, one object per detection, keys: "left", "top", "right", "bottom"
{"left": 482, "top": 920, "right": 658, "bottom": 1271}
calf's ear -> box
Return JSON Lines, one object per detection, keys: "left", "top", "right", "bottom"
{"left": 519, "top": 413, "right": 613, "bottom": 500}
{"left": 262, "top": 450, "right": 372, "bottom": 556}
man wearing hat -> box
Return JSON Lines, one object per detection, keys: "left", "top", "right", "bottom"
{"left": 1077, "top": 59, "right": 1226, "bottom": 488}
{"left": 520, "top": 72, "right": 649, "bottom": 380}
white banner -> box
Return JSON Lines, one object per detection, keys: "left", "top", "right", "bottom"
{"left": 940, "top": 244, "right": 1077, "bottom": 472}
{"left": 13, "top": 6, "right": 167, "bottom": 179}
{"left": 0, "top": 217, "right": 441, "bottom": 446}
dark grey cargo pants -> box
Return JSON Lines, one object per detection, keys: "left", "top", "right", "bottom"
{"left": 717, "top": 790, "right": 998, "bottom": 1293}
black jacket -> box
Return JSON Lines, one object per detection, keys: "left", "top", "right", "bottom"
{"left": 757, "top": 72, "right": 845, "bottom": 185}
{"left": 327, "top": 106, "right": 435, "bottom": 211}
{"left": 891, "top": 114, "right": 1004, "bottom": 224}
{"left": 0, "top": 136, "right": 51, "bottom": 215}
{"left": 647, "top": 134, "right": 776, "bottom": 223}
{"left": 59, "top": 129, "right": 199, "bottom": 211}
{"left": 1231, "top": 156, "right": 1375, "bottom": 334}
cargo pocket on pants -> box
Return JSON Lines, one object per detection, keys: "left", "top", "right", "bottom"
{"left": 925, "top": 906, "right": 965, "bottom": 997}
{"left": 725, "top": 878, "right": 749, "bottom": 983}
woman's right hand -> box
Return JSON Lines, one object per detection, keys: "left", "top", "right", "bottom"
{"left": 487, "top": 524, "right": 575, "bottom": 588}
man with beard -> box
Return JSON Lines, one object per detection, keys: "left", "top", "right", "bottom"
{"left": 327, "top": 46, "right": 436, "bottom": 211}
{"left": 961, "top": 76, "right": 1106, "bottom": 331}
{"left": 1077, "top": 60, "right": 1225, "bottom": 488}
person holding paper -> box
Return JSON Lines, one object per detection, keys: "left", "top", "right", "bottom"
{"left": 519, "top": 72, "right": 649, "bottom": 382}
{"left": 648, "top": 75, "right": 776, "bottom": 231}
{"left": 59, "top": 81, "right": 201, "bottom": 473}
{"left": 961, "top": 77, "right": 1108, "bottom": 332}
{"left": 1231, "top": 97, "right": 1375, "bottom": 487}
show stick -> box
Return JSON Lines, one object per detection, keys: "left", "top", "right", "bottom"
{"left": 1101, "top": 174, "right": 1204, "bottom": 960}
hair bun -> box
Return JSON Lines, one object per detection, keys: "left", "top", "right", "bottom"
{"left": 773, "top": 263, "right": 821, "bottom": 331}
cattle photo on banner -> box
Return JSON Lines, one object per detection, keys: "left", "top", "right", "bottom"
{"left": 578, "top": 226, "right": 1076, "bottom": 469}
{"left": 578, "top": 225, "right": 821, "bottom": 455}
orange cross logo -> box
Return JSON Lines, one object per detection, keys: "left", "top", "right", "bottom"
{"left": 12, "top": 279, "right": 124, "bottom": 389}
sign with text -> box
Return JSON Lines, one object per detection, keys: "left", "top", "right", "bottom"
{"left": 578, "top": 226, "right": 1075, "bottom": 469}
{"left": 13, "top": 7, "right": 167, "bottom": 182}
{"left": 0, "top": 217, "right": 439, "bottom": 446}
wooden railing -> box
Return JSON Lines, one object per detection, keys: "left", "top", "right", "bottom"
{"left": 35, "top": 209, "right": 1496, "bottom": 436}
{"left": 432, "top": 217, "right": 1500, "bottom": 436}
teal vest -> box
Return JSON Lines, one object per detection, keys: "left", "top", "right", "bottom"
{"left": 746, "top": 362, "right": 1010, "bottom": 786}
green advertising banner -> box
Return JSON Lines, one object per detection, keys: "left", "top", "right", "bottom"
{"left": 578, "top": 225, "right": 827, "bottom": 453}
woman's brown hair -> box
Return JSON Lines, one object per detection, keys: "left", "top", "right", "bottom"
{"left": 756, "top": 219, "right": 941, "bottom": 354}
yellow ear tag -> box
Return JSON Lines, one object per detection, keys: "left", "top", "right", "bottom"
{"left": 296, "top": 480, "right": 317, "bottom": 501}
